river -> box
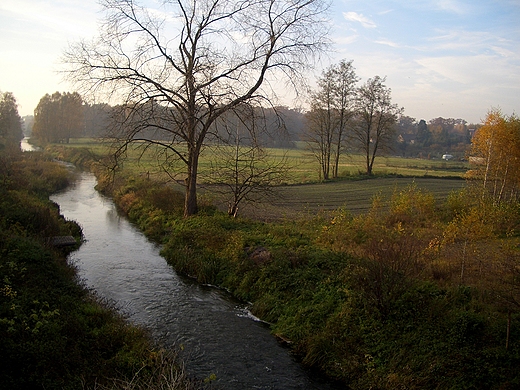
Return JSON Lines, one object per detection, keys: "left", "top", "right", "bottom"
{"left": 20, "top": 136, "right": 40, "bottom": 152}
{"left": 50, "top": 172, "right": 337, "bottom": 389}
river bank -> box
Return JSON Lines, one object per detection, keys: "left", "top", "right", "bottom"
{"left": 0, "top": 151, "right": 193, "bottom": 389}
{"left": 51, "top": 170, "right": 334, "bottom": 389}
{"left": 48, "top": 144, "right": 520, "bottom": 389}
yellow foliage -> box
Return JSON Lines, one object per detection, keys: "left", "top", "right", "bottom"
{"left": 118, "top": 192, "right": 139, "bottom": 213}
{"left": 470, "top": 109, "right": 520, "bottom": 202}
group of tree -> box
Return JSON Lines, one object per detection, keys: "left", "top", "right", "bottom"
{"left": 468, "top": 109, "right": 520, "bottom": 203}
{"left": 32, "top": 0, "right": 476, "bottom": 217}
{"left": 32, "top": 92, "right": 84, "bottom": 144}
{"left": 396, "top": 116, "right": 474, "bottom": 158}
{"left": 0, "top": 91, "right": 23, "bottom": 154}
{"left": 304, "top": 61, "right": 403, "bottom": 178}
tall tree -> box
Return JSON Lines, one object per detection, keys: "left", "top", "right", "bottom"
{"left": 64, "top": 0, "right": 330, "bottom": 217}
{"left": 416, "top": 119, "right": 431, "bottom": 147}
{"left": 428, "top": 117, "right": 468, "bottom": 151}
{"left": 353, "top": 76, "right": 402, "bottom": 175}
{"left": 305, "top": 106, "right": 333, "bottom": 180}
{"left": 395, "top": 115, "right": 417, "bottom": 156}
{"left": 33, "top": 92, "right": 84, "bottom": 144}
{"left": 0, "top": 91, "right": 23, "bottom": 153}
{"left": 305, "top": 59, "right": 358, "bottom": 180}
{"left": 83, "top": 103, "right": 111, "bottom": 138}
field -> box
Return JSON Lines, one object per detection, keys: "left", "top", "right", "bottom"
{"left": 53, "top": 138, "right": 469, "bottom": 219}
{"left": 231, "top": 176, "right": 466, "bottom": 220}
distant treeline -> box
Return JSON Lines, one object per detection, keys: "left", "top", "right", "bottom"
{"left": 27, "top": 91, "right": 476, "bottom": 157}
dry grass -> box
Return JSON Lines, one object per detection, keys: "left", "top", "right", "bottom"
{"left": 92, "top": 350, "right": 196, "bottom": 390}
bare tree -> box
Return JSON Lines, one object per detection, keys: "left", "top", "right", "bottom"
{"left": 63, "top": 0, "right": 329, "bottom": 217}
{"left": 304, "top": 60, "right": 358, "bottom": 180}
{"left": 330, "top": 60, "right": 358, "bottom": 178}
{"left": 353, "top": 76, "right": 402, "bottom": 176}
{"left": 305, "top": 105, "right": 333, "bottom": 180}
{"left": 207, "top": 104, "right": 288, "bottom": 217}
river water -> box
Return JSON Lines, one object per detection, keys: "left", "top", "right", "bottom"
{"left": 20, "top": 137, "right": 39, "bottom": 152}
{"left": 50, "top": 172, "right": 337, "bottom": 389}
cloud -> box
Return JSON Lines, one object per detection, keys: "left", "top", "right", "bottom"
{"left": 435, "top": 0, "right": 469, "bottom": 14}
{"left": 333, "top": 34, "right": 359, "bottom": 46}
{"left": 420, "top": 28, "right": 517, "bottom": 58}
{"left": 416, "top": 54, "right": 520, "bottom": 86}
{"left": 342, "top": 12, "right": 376, "bottom": 29}
{"left": 374, "top": 39, "right": 399, "bottom": 48}
{"left": 0, "top": 0, "right": 97, "bottom": 39}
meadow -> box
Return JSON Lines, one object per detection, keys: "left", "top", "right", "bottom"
{"left": 50, "top": 138, "right": 468, "bottom": 219}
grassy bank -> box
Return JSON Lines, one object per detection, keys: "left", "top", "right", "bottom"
{"left": 110, "top": 176, "right": 520, "bottom": 388}
{"left": 48, "top": 143, "right": 520, "bottom": 388}
{"left": 0, "top": 151, "right": 192, "bottom": 389}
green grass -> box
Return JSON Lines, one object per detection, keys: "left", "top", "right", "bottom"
{"left": 109, "top": 169, "right": 520, "bottom": 389}
{"left": 204, "top": 176, "right": 466, "bottom": 221}
{"left": 47, "top": 138, "right": 469, "bottom": 181}
{"left": 275, "top": 176, "right": 464, "bottom": 213}
{"left": 47, "top": 138, "right": 469, "bottom": 220}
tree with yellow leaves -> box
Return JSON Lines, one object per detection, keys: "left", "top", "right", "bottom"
{"left": 469, "top": 109, "right": 520, "bottom": 203}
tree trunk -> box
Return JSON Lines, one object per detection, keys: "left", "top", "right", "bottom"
{"left": 482, "top": 135, "right": 493, "bottom": 199}
{"left": 184, "top": 149, "right": 199, "bottom": 217}
{"left": 184, "top": 176, "right": 198, "bottom": 217}
{"left": 366, "top": 137, "right": 371, "bottom": 175}
{"left": 333, "top": 138, "right": 341, "bottom": 178}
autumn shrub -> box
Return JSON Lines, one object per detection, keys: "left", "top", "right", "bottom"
{"left": 116, "top": 178, "right": 520, "bottom": 388}
{"left": 148, "top": 185, "right": 185, "bottom": 213}
{"left": 443, "top": 187, "right": 479, "bottom": 220}
{"left": 388, "top": 183, "right": 436, "bottom": 226}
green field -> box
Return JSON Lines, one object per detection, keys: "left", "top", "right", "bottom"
{"left": 51, "top": 139, "right": 469, "bottom": 219}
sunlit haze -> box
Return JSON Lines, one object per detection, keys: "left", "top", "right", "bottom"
{"left": 1, "top": 0, "right": 519, "bottom": 124}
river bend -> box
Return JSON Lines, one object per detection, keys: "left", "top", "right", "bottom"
{"left": 51, "top": 172, "right": 335, "bottom": 389}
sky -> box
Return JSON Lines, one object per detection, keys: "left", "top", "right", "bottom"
{"left": 1, "top": 0, "right": 519, "bottom": 124}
